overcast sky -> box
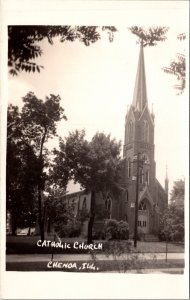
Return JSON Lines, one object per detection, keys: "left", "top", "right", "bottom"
{"left": 7, "top": 4, "right": 188, "bottom": 198}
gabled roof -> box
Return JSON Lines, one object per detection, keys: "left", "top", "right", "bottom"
{"left": 139, "top": 185, "right": 154, "bottom": 207}
{"left": 138, "top": 103, "right": 154, "bottom": 126}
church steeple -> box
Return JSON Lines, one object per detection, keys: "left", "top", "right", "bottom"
{"left": 132, "top": 44, "right": 148, "bottom": 112}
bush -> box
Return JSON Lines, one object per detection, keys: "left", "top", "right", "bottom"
{"left": 159, "top": 223, "right": 184, "bottom": 242}
{"left": 117, "top": 221, "right": 129, "bottom": 240}
{"left": 105, "top": 219, "right": 129, "bottom": 240}
{"left": 92, "top": 231, "right": 106, "bottom": 240}
{"left": 57, "top": 222, "right": 81, "bottom": 238}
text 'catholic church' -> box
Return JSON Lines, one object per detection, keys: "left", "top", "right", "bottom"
{"left": 65, "top": 45, "right": 168, "bottom": 238}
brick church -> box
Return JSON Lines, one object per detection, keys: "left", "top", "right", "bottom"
{"left": 65, "top": 45, "right": 168, "bottom": 237}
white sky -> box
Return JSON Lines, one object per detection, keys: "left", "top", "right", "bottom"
{"left": 8, "top": 24, "right": 188, "bottom": 197}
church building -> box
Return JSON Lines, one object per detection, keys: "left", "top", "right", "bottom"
{"left": 65, "top": 45, "right": 168, "bottom": 238}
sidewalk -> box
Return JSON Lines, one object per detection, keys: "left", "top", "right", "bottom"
{"left": 104, "top": 268, "right": 184, "bottom": 274}
{"left": 6, "top": 252, "right": 184, "bottom": 262}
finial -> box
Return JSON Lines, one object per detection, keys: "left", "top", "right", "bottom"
{"left": 150, "top": 102, "right": 155, "bottom": 119}
{"left": 165, "top": 165, "right": 168, "bottom": 180}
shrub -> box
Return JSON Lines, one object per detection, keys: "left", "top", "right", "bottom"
{"left": 105, "top": 219, "right": 118, "bottom": 240}
{"left": 92, "top": 231, "right": 106, "bottom": 240}
{"left": 57, "top": 222, "right": 81, "bottom": 238}
{"left": 117, "top": 221, "right": 129, "bottom": 240}
{"left": 105, "top": 219, "right": 129, "bottom": 240}
{"left": 159, "top": 205, "right": 184, "bottom": 242}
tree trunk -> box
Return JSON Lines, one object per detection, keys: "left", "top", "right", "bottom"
{"left": 37, "top": 129, "right": 47, "bottom": 242}
{"left": 38, "top": 186, "right": 44, "bottom": 241}
{"left": 10, "top": 207, "right": 17, "bottom": 235}
{"left": 88, "top": 190, "right": 95, "bottom": 243}
{"left": 11, "top": 217, "right": 17, "bottom": 236}
{"left": 165, "top": 237, "right": 168, "bottom": 262}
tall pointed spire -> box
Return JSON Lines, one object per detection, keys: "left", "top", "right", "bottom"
{"left": 132, "top": 44, "right": 148, "bottom": 112}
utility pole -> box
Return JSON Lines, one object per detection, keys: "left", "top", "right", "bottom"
{"left": 134, "top": 152, "right": 140, "bottom": 248}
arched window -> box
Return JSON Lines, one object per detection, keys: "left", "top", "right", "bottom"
{"left": 143, "top": 120, "right": 149, "bottom": 142}
{"left": 128, "top": 121, "right": 133, "bottom": 143}
{"left": 82, "top": 197, "right": 87, "bottom": 210}
{"left": 145, "top": 170, "right": 149, "bottom": 185}
{"left": 127, "top": 159, "right": 131, "bottom": 178}
{"left": 139, "top": 200, "right": 147, "bottom": 211}
{"left": 142, "top": 153, "right": 150, "bottom": 165}
{"left": 105, "top": 196, "right": 112, "bottom": 219}
{"left": 125, "top": 190, "right": 128, "bottom": 203}
{"left": 139, "top": 168, "right": 143, "bottom": 184}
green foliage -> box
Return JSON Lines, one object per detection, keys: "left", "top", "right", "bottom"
{"left": 8, "top": 26, "right": 117, "bottom": 75}
{"left": 159, "top": 204, "right": 184, "bottom": 242}
{"left": 163, "top": 34, "right": 186, "bottom": 94}
{"left": 58, "top": 223, "right": 82, "bottom": 238}
{"left": 6, "top": 105, "right": 39, "bottom": 232}
{"left": 159, "top": 178, "right": 185, "bottom": 242}
{"left": 21, "top": 92, "right": 67, "bottom": 145}
{"left": 45, "top": 186, "right": 74, "bottom": 226}
{"left": 129, "top": 26, "right": 169, "bottom": 47}
{"left": 170, "top": 179, "right": 185, "bottom": 205}
{"left": 105, "top": 219, "right": 118, "bottom": 239}
{"left": 7, "top": 93, "right": 67, "bottom": 236}
{"left": 62, "top": 130, "right": 122, "bottom": 193}
{"left": 54, "top": 130, "right": 122, "bottom": 242}
{"left": 105, "top": 219, "right": 129, "bottom": 240}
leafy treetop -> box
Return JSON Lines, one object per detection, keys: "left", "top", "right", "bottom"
{"left": 129, "top": 26, "right": 169, "bottom": 47}
{"left": 8, "top": 26, "right": 117, "bottom": 75}
{"left": 170, "top": 179, "right": 184, "bottom": 205}
{"left": 162, "top": 33, "right": 186, "bottom": 94}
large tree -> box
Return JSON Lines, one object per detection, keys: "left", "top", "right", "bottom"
{"left": 53, "top": 130, "right": 123, "bottom": 243}
{"left": 159, "top": 204, "right": 184, "bottom": 243}
{"left": 6, "top": 105, "right": 39, "bottom": 234}
{"left": 8, "top": 26, "right": 117, "bottom": 75}
{"left": 7, "top": 93, "right": 67, "bottom": 240}
{"left": 159, "top": 178, "right": 184, "bottom": 243}
{"left": 170, "top": 178, "right": 185, "bottom": 206}
{"left": 44, "top": 185, "right": 75, "bottom": 235}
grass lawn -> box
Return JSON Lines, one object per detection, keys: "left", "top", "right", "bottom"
{"left": 133, "top": 241, "right": 184, "bottom": 253}
{"left": 6, "top": 235, "right": 184, "bottom": 254}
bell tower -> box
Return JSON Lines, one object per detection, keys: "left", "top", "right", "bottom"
{"left": 122, "top": 44, "right": 157, "bottom": 234}
{"left": 123, "top": 44, "right": 156, "bottom": 187}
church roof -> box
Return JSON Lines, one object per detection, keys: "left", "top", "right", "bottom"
{"left": 132, "top": 45, "right": 148, "bottom": 112}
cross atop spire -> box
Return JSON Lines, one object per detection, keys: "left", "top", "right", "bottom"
{"left": 132, "top": 45, "right": 148, "bottom": 112}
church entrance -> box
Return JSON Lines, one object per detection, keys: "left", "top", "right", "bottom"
{"left": 138, "top": 199, "right": 149, "bottom": 234}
